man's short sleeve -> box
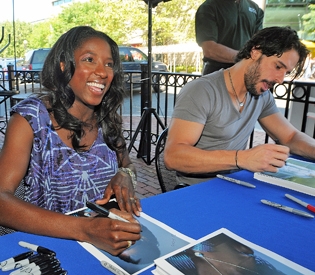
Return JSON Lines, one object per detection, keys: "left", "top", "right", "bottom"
{"left": 195, "top": 3, "right": 218, "bottom": 46}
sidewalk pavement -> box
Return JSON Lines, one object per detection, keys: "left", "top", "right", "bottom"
{"left": 0, "top": 115, "right": 272, "bottom": 200}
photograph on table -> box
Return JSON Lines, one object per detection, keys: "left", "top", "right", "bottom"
{"left": 153, "top": 228, "right": 314, "bottom": 275}
{"left": 254, "top": 157, "right": 315, "bottom": 196}
{"left": 67, "top": 207, "right": 194, "bottom": 275}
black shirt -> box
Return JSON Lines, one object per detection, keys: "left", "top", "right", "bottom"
{"left": 195, "top": 0, "right": 264, "bottom": 74}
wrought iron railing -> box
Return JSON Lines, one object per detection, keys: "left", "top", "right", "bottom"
{"left": 1, "top": 66, "right": 315, "bottom": 164}
{"left": 273, "top": 80, "right": 315, "bottom": 136}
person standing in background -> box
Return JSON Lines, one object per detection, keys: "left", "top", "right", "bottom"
{"left": 195, "top": 0, "right": 264, "bottom": 75}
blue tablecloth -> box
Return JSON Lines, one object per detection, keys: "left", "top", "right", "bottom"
{"left": 0, "top": 170, "right": 314, "bottom": 274}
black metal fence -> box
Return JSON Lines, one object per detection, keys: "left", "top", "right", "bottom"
{"left": 1, "top": 66, "right": 315, "bottom": 164}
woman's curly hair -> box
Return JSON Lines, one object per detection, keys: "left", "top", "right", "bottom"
{"left": 41, "top": 26, "right": 126, "bottom": 156}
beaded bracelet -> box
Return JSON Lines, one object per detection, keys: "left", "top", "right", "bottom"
{"left": 118, "top": 167, "right": 137, "bottom": 189}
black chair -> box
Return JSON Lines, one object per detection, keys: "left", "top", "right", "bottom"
{"left": 155, "top": 128, "right": 189, "bottom": 193}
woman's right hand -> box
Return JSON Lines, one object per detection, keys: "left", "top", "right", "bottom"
{"left": 82, "top": 208, "right": 141, "bottom": 256}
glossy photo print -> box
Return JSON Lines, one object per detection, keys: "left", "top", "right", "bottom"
{"left": 154, "top": 228, "right": 315, "bottom": 275}
{"left": 70, "top": 210, "right": 194, "bottom": 275}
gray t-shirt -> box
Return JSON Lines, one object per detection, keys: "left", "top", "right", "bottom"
{"left": 172, "top": 70, "right": 278, "bottom": 185}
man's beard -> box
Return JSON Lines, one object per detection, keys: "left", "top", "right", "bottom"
{"left": 244, "top": 58, "right": 262, "bottom": 97}
{"left": 244, "top": 57, "right": 276, "bottom": 97}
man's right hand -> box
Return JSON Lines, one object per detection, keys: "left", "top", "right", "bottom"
{"left": 238, "top": 144, "right": 290, "bottom": 173}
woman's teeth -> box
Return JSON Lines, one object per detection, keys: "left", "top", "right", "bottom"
{"left": 87, "top": 82, "right": 105, "bottom": 90}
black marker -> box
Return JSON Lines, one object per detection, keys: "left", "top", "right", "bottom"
{"left": 13, "top": 267, "right": 66, "bottom": 275}
{"left": 0, "top": 251, "right": 34, "bottom": 269}
{"left": 41, "top": 267, "right": 67, "bottom": 275}
{"left": 10, "top": 258, "right": 60, "bottom": 275}
{"left": 18, "top": 241, "right": 56, "bottom": 256}
{"left": 86, "top": 201, "right": 129, "bottom": 222}
{"left": 2, "top": 254, "right": 52, "bottom": 271}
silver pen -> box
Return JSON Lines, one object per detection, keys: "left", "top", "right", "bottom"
{"left": 261, "top": 199, "right": 314, "bottom": 218}
{"left": 285, "top": 193, "right": 315, "bottom": 213}
{"left": 216, "top": 174, "right": 256, "bottom": 188}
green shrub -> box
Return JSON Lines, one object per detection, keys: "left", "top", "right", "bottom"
{"left": 175, "top": 65, "right": 197, "bottom": 73}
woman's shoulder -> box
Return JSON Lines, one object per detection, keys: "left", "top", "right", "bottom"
{"left": 11, "top": 95, "right": 52, "bottom": 133}
{"left": 11, "top": 96, "right": 48, "bottom": 115}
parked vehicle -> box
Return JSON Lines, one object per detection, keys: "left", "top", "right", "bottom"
{"left": 17, "top": 48, "right": 51, "bottom": 83}
{"left": 119, "top": 46, "right": 168, "bottom": 92}
{"left": 16, "top": 46, "right": 168, "bottom": 90}
{"left": 0, "top": 58, "right": 23, "bottom": 80}
{"left": 23, "top": 48, "right": 51, "bottom": 70}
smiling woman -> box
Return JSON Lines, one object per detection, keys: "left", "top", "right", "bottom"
{"left": 63, "top": 37, "right": 115, "bottom": 111}
{"left": 0, "top": 26, "right": 142, "bottom": 256}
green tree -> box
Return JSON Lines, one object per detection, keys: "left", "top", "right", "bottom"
{"left": 0, "top": 21, "right": 32, "bottom": 58}
{"left": 302, "top": 4, "right": 315, "bottom": 37}
{"left": 44, "top": 0, "right": 148, "bottom": 45}
{"left": 151, "top": 0, "right": 203, "bottom": 45}
{"left": 0, "top": 0, "right": 204, "bottom": 59}
{"left": 27, "top": 21, "right": 53, "bottom": 49}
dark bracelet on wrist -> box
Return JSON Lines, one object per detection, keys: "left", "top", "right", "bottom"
{"left": 235, "top": 150, "right": 241, "bottom": 169}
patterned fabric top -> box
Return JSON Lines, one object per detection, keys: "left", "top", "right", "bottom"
{"left": 11, "top": 96, "right": 118, "bottom": 213}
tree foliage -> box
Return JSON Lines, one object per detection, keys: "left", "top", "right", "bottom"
{"left": 0, "top": 0, "right": 203, "bottom": 59}
{"left": 0, "top": 21, "right": 32, "bottom": 58}
{"left": 2, "top": 0, "right": 314, "bottom": 61}
{"left": 302, "top": 4, "right": 315, "bottom": 35}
